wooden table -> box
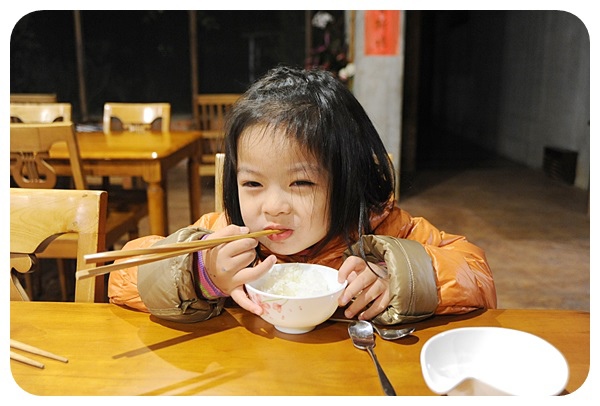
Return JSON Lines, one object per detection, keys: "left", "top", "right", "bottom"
{"left": 49, "top": 130, "right": 202, "bottom": 236}
{"left": 9, "top": 302, "right": 590, "bottom": 396}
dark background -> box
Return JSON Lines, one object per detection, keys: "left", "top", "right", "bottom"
{"left": 10, "top": 10, "right": 309, "bottom": 121}
{"left": 11, "top": 10, "right": 590, "bottom": 185}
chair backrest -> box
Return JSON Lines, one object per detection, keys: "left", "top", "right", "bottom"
{"left": 215, "top": 153, "right": 225, "bottom": 211}
{"left": 195, "top": 94, "right": 240, "bottom": 178}
{"left": 10, "top": 122, "right": 87, "bottom": 190}
{"left": 194, "top": 94, "right": 240, "bottom": 131}
{"left": 10, "top": 102, "right": 72, "bottom": 123}
{"left": 10, "top": 188, "right": 108, "bottom": 302}
{"left": 103, "top": 102, "right": 171, "bottom": 133}
{"left": 10, "top": 93, "right": 58, "bottom": 104}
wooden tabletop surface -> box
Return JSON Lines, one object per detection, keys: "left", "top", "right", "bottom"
{"left": 9, "top": 301, "right": 590, "bottom": 396}
{"left": 50, "top": 130, "right": 203, "bottom": 160}
{"left": 46, "top": 130, "right": 203, "bottom": 235}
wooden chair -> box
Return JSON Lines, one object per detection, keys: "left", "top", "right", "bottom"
{"left": 10, "top": 122, "right": 85, "bottom": 190}
{"left": 102, "top": 102, "right": 171, "bottom": 189}
{"left": 103, "top": 102, "right": 170, "bottom": 134}
{"left": 194, "top": 94, "right": 240, "bottom": 178}
{"left": 9, "top": 103, "right": 75, "bottom": 189}
{"left": 10, "top": 122, "right": 148, "bottom": 301}
{"left": 10, "top": 188, "right": 108, "bottom": 302}
{"left": 215, "top": 153, "right": 225, "bottom": 212}
{"left": 10, "top": 93, "right": 58, "bottom": 104}
{"left": 10, "top": 102, "right": 71, "bottom": 123}
{"left": 9, "top": 101, "right": 101, "bottom": 187}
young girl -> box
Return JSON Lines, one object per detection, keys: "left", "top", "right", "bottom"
{"left": 108, "top": 66, "right": 496, "bottom": 324}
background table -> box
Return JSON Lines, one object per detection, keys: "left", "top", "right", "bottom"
{"left": 9, "top": 301, "right": 590, "bottom": 396}
{"left": 49, "top": 130, "right": 202, "bottom": 236}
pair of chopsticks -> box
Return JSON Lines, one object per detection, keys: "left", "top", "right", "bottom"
{"left": 10, "top": 339, "right": 68, "bottom": 369}
{"left": 77, "top": 229, "right": 282, "bottom": 280}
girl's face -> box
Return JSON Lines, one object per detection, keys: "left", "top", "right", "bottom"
{"left": 236, "top": 125, "right": 330, "bottom": 255}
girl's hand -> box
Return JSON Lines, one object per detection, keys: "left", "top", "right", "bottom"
{"left": 337, "top": 255, "right": 391, "bottom": 320}
{"left": 202, "top": 225, "right": 276, "bottom": 315}
{"left": 229, "top": 256, "right": 276, "bottom": 315}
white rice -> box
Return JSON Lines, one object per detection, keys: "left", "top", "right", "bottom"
{"left": 261, "top": 265, "right": 330, "bottom": 297}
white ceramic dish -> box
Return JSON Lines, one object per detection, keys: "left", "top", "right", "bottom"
{"left": 420, "top": 327, "right": 569, "bottom": 396}
{"left": 245, "top": 263, "right": 347, "bottom": 334}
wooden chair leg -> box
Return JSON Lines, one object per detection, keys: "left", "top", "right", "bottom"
{"left": 57, "top": 259, "right": 68, "bottom": 301}
{"left": 23, "top": 274, "right": 35, "bottom": 301}
{"left": 10, "top": 272, "right": 30, "bottom": 301}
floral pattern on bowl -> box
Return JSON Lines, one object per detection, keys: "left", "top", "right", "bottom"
{"left": 245, "top": 263, "right": 347, "bottom": 334}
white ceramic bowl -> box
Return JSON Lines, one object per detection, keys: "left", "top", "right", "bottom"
{"left": 245, "top": 263, "right": 347, "bottom": 334}
{"left": 420, "top": 327, "right": 569, "bottom": 395}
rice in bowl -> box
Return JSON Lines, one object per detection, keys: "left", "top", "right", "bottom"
{"left": 259, "top": 263, "right": 330, "bottom": 297}
{"left": 245, "top": 263, "right": 347, "bottom": 334}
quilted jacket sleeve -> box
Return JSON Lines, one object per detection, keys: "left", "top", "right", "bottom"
{"left": 107, "top": 212, "right": 228, "bottom": 312}
{"left": 107, "top": 234, "right": 164, "bottom": 312}
{"left": 398, "top": 214, "right": 497, "bottom": 315}
{"left": 350, "top": 206, "right": 497, "bottom": 325}
{"left": 346, "top": 235, "right": 438, "bottom": 324}
{"left": 137, "top": 226, "right": 227, "bottom": 323}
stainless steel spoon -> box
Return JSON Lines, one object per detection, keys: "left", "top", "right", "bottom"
{"left": 348, "top": 321, "right": 396, "bottom": 396}
{"left": 330, "top": 318, "right": 415, "bottom": 341}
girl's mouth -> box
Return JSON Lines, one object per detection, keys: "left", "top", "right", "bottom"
{"left": 267, "top": 228, "right": 292, "bottom": 242}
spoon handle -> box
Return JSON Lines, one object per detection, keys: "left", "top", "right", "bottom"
{"left": 366, "top": 347, "right": 396, "bottom": 396}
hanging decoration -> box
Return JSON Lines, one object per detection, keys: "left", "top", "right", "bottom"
{"left": 365, "top": 10, "right": 401, "bottom": 56}
{"left": 305, "top": 11, "right": 355, "bottom": 85}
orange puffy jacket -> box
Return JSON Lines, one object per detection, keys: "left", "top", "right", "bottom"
{"left": 108, "top": 202, "right": 496, "bottom": 324}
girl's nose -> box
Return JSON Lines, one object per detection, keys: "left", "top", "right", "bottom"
{"left": 263, "top": 189, "right": 292, "bottom": 216}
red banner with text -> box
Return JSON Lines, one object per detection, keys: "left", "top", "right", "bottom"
{"left": 365, "top": 10, "right": 401, "bottom": 56}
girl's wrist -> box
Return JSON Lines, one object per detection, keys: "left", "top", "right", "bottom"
{"left": 196, "top": 249, "right": 228, "bottom": 300}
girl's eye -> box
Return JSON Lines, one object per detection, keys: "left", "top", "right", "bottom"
{"left": 241, "top": 180, "right": 262, "bottom": 187}
{"left": 291, "top": 180, "right": 315, "bottom": 187}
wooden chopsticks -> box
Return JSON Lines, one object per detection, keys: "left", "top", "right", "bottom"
{"left": 76, "top": 229, "right": 282, "bottom": 280}
{"left": 10, "top": 339, "right": 69, "bottom": 369}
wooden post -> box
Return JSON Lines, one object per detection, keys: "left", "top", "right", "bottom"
{"left": 305, "top": 11, "right": 312, "bottom": 65}
{"left": 73, "top": 11, "right": 88, "bottom": 122}
{"left": 189, "top": 11, "right": 199, "bottom": 129}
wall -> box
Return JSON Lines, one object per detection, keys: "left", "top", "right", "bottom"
{"left": 350, "top": 11, "right": 405, "bottom": 197}
{"left": 351, "top": 10, "right": 590, "bottom": 190}
{"left": 499, "top": 11, "right": 590, "bottom": 189}
{"left": 429, "top": 11, "right": 590, "bottom": 189}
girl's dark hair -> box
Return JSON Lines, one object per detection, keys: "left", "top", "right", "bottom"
{"left": 222, "top": 65, "right": 395, "bottom": 252}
